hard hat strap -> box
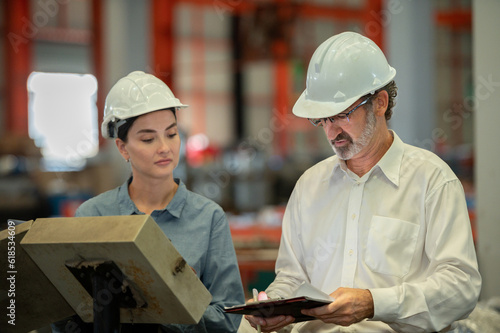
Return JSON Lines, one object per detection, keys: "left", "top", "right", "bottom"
{"left": 109, "top": 119, "right": 127, "bottom": 138}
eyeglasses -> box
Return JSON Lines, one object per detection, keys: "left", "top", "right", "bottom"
{"left": 308, "top": 95, "right": 372, "bottom": 127}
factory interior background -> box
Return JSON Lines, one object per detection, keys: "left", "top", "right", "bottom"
{"left": 1, "top": 0, "right": 499, "bottom": 331}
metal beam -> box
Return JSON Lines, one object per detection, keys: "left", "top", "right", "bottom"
{"left": 3, "top": 0, "right": 32, "bottom": 135}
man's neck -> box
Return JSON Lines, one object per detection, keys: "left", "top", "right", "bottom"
{"left": 346, "top": 130, "right": 393, "bottom": 177}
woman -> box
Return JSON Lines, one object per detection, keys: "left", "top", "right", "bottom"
{"left": 53, "top": 71, "right": 244, "bottom": 332}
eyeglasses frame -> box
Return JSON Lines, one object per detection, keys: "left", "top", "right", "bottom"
{"left": 308, "top": 94, "right": 373, "bottom": 127}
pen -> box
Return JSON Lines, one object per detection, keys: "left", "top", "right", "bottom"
{"left": 252, "top": 288, "right": 261, "bottom": 333}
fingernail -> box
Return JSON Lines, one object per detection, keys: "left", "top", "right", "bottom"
{"left": 258, "top": 291, "right": 268, "bottom": 301}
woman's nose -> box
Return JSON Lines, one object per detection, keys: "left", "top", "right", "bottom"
{"left": 157, "top": 137, "right": 171, "bottom": 153}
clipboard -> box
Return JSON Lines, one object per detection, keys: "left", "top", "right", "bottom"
{"left": 224, "top": 296, "right": 332, "bottom": 323}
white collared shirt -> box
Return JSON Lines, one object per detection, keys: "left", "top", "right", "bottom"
{"left": 267, "top": 131, "right": 481, "bottom": 332}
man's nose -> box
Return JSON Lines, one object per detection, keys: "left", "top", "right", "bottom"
{"left": 323, "top": 121, "right": 342, "bottom": 140}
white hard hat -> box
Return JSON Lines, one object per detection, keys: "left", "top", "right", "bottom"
{"left": 293, "top": 31, "right": 396, "bottom": 119}
{"left": 101, "top": 71, "right": 188, "bottom": 138}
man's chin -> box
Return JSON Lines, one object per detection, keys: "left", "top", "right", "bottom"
{"left": 331, "top": 146, "right": 348, "bottom": 160}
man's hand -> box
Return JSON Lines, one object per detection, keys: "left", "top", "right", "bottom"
{"left": 301, "top": 287, "right": 374, "bottom": 327}
{"left": 245, "top": 314, "right": 295, "bottom": 333}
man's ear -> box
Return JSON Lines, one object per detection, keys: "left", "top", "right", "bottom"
{"left": 374, "top": 90, "right": 389, "bottom": 117}
{"left": 115, "top": 138, "right": 130, "bottom": 161}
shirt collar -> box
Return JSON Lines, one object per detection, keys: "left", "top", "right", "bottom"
{"left": 375, "top": 130, "right": 404, "bottom": 187}
{"left": 118, "top": 177, "right": 137, "bottom": 215}
{"left": 118, "top": 177, "right": 188, "bottom": 218}
{"left": 166, "top": 179, "right": 188, "bottom": 218}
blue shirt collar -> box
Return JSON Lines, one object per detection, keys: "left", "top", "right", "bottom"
{"left": 118, "top": 177, "right": 188, "bottom": 218}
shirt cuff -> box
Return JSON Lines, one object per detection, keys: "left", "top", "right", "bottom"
{"left": 369, "top": 287, "right": 399, "bottom": 322}
{"left": 265, "top": 289, "right": 286, "bottom": 300}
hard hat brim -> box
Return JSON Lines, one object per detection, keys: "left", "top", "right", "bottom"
{"left": 101, "top": 104, "right": 188, "bottom": 139}
{"left": 292, "top": 90, "right": 360, "bottom": 119}
{"left": 292, "top": 67, "right": 396, "bottom": 119}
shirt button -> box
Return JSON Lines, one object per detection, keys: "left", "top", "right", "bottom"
{"left": 352, "top": 213, "right": 356, "bottom": 219}
{"left": 349, "top": 249, "right": 354, "bottom": 255}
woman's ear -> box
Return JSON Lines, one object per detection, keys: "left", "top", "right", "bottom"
{"left": 115, "top": 138, "right": 130, "bottom": 162}
{"left": 374, "top": 90, "right": 389, "bottom": 117}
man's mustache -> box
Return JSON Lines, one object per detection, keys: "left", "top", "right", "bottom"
{"left": 331, "top": 132, "right": 353, "bottom": 145}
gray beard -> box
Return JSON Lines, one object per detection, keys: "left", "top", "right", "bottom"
{"left": 331, "top": 110, "right": 377, "bottom": 160}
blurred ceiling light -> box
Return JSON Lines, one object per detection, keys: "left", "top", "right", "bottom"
{"left": 187, "top": 133, "right": 210, "bottom": 151}
{"left": 28, "top": 72, "right": 98, "bottom": 171}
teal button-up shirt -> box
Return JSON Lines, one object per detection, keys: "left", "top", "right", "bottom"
{"left": 54, "top": 178, "right": 244, "bottom": 333}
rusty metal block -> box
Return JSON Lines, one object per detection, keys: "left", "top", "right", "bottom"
{"left": 20, "top": 215, "right": 211, "bottom": 325}
{"left": 0, "top": 220, "right": 74, "bottom": 333}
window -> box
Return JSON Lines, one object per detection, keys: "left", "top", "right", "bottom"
{"left": 28, "top": 72, "right": 98, "bottom": 171}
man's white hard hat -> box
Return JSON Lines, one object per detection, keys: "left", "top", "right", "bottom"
{"left": 101, "top": 71, "right": 188, "bottom": 138}
{"left": 293, "top": 31, "right": 396, "bottom": 119}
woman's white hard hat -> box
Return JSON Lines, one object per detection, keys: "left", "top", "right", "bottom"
{"left": 101, "top": 71, "right": 188, "bottom": 138}
{"left": 293, "top": 31, "right": 396, "bottom": 119}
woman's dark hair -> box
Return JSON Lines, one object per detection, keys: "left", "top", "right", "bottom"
{"left": 116, "top": 108, "right": 177, "bottom": 142}
{"left": 116, "top": 116, "right": 138, "bottom": 142}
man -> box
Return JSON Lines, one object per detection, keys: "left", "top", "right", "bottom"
{"left": 245, "top": 31, "right": 481, "bottom": 332}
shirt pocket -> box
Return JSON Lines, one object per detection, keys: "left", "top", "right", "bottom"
{"left": 365, "top": 215, "right": 420, "bottom": 278}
